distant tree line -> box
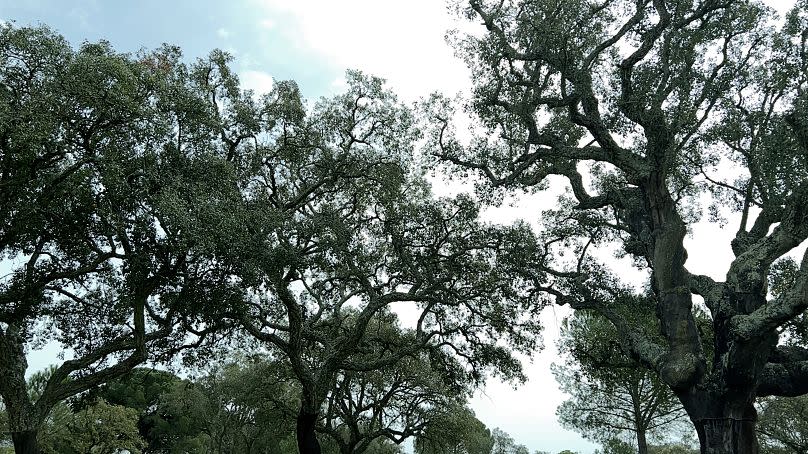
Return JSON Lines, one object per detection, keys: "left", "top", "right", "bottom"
{"left": 0, "top": 359, "right": 596, "bottom": 454}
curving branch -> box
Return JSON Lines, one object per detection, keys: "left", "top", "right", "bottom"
{"left": 687, "top": 272, "right": 725, "bottom": 313}
{"left": 731, "top": 248, "right": 808, "bottom": 341}
{"left": 758, "top": 360, "right": 808, "bottom": 397}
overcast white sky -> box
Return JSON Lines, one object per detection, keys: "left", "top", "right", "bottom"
{"left": 0, "top": 0, "right": 800, "bottom": 452}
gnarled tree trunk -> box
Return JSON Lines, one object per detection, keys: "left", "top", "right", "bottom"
{"left": 695, "top": 417, "right": 758, "bottom": 454}
{"left": 681, "top": 391, "right": 760, "bottom": 454}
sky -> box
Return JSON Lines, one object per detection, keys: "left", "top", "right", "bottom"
{"left": 0, "top": 0, "right": 799, "bottom": 453}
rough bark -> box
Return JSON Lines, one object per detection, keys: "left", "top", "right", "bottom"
{"left": 671, "top": 289, "right": 773, "bottom": 454}
{"left": 695, "top": 419, "right": 758, "bottom": 454}
{"left": 10, "top": 431, "right": 39, "bottom": 454}
{"left": 694, "top": 415, "right": 759, "bottom": 454}
{"left": 0, "top": 328, "right": 43, "bottom": 454}
{"left": 628, "top": 173, "right": 704, "bottom": 395}
{"left": 297, "top": 407, "right": 322, "bottom": 454}
{"left": 679, "top": 390, "right": 760, "bottom": 454}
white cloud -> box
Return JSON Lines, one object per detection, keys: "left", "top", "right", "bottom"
{"left": 217, "top": 27, "right": 231, "bottom": 39}
{"left": 768, "top": 0, "right": 796, "bottom": 15}
{"left": 329, "top": 76, "right": 348, "bottom": 90}
{"left": 253, "top": 0, "right": 474, "bottom": 100}
{"left": 259, "top": 18, "right": 276, "bottom": 29}
{"left": 240, "top": 69, "right": 274, "bottom": 96}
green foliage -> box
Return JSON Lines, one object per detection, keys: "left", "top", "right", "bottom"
{"left": 647, "top": 443, "right": 699, "bottom": 454}
{"left": 595, "top": 439, "right": 700, "bottom": 454}
{"left": 595, "top": 439, "right": 634, "bottom": 454}
{"left": 490, "top": 428, "right": 530, "bottom": 454}
{"left": 414, "top": 405, "right": 493, "bottom": 454}
{"left": 434, "top": 1, "right": 808, "bottom": 449}
{"left": 757, "top": 395, "right": 808, "bottom": 454}
{"left": 143, "top": 360, "right": 295, "bottom": 454}
{"left": 146, "top": 381, "right": 213, "bottom": 453}
{"left": 322, "top": 319, "right": 466, "bottom": 453}
{"left": 40, "top": 399, "right": 145, "bottom": 454}
{"left": 320, "top": 437, "right": 403, "bottom": 454}
{"left": 87, "top": 368, "right": 181, "bottom": 414}
{"left": 230, "top": 67, "right": 545, "bottom": 384}
{"left": 553, "top": 312, "right": 686, "bottom": 448}
{"left": 198, "top": 359, "right": 296, "bottom": 453}
{"left": 25, "top": 366, "right": 61, "bottom": 403}
{"left": 84, "top": 368, "right": 190, "bottom": 452}
{"left": 156, "top": 27, "right": 548, "bottom": 453}
{"left": 0, "top": 401, "right": 7, "bottom": 444}
{"left": 71, "top": 361, "right": 297, "bottom": 454}
{"left": 0, "top": 23, "right": 239, "bottom": 443}
{"left": 0, "top": 20, "right": 549, "bottom": 454}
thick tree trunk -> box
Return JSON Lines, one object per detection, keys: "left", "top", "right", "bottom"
{"left": 10, "top": 430, "right": 39, "bottom": 454}
{"left": 6, "top": 410, "right": 42, "bottom": 454}
{"left": 297, "top": 408, "right": 322, "bottom": 454}
{"left": 682, "top": 394, "right": 759, "bottom": 454}
{"left": 695, "top": 417, "right": 758, "bottom": 454}
{"left": 0, "top": 328, "right": 42, "bottom": 454}
{"left": 645, "top": 179, "right": 706, "bottom": 389}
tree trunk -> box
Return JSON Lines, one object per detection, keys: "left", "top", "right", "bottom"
{"left": 682, "top": 395, "right": 759, "bottom": 454}
{"left": 5, "top": 402, "right": 42, "bottom": 454}
{"left": 636, "top": 428, "right": 648, "bottom": 454}
{"left": 297, "top": 408, "right": 322, "bottom": 454}
{"left": 11, "top": 430, "right": 39, "bottom": 454}
{"left": 0, "top": 329, "right": 42, "bottom": 454}
{"left": 695, "top": 417, "right": 758, "bottom": 454}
